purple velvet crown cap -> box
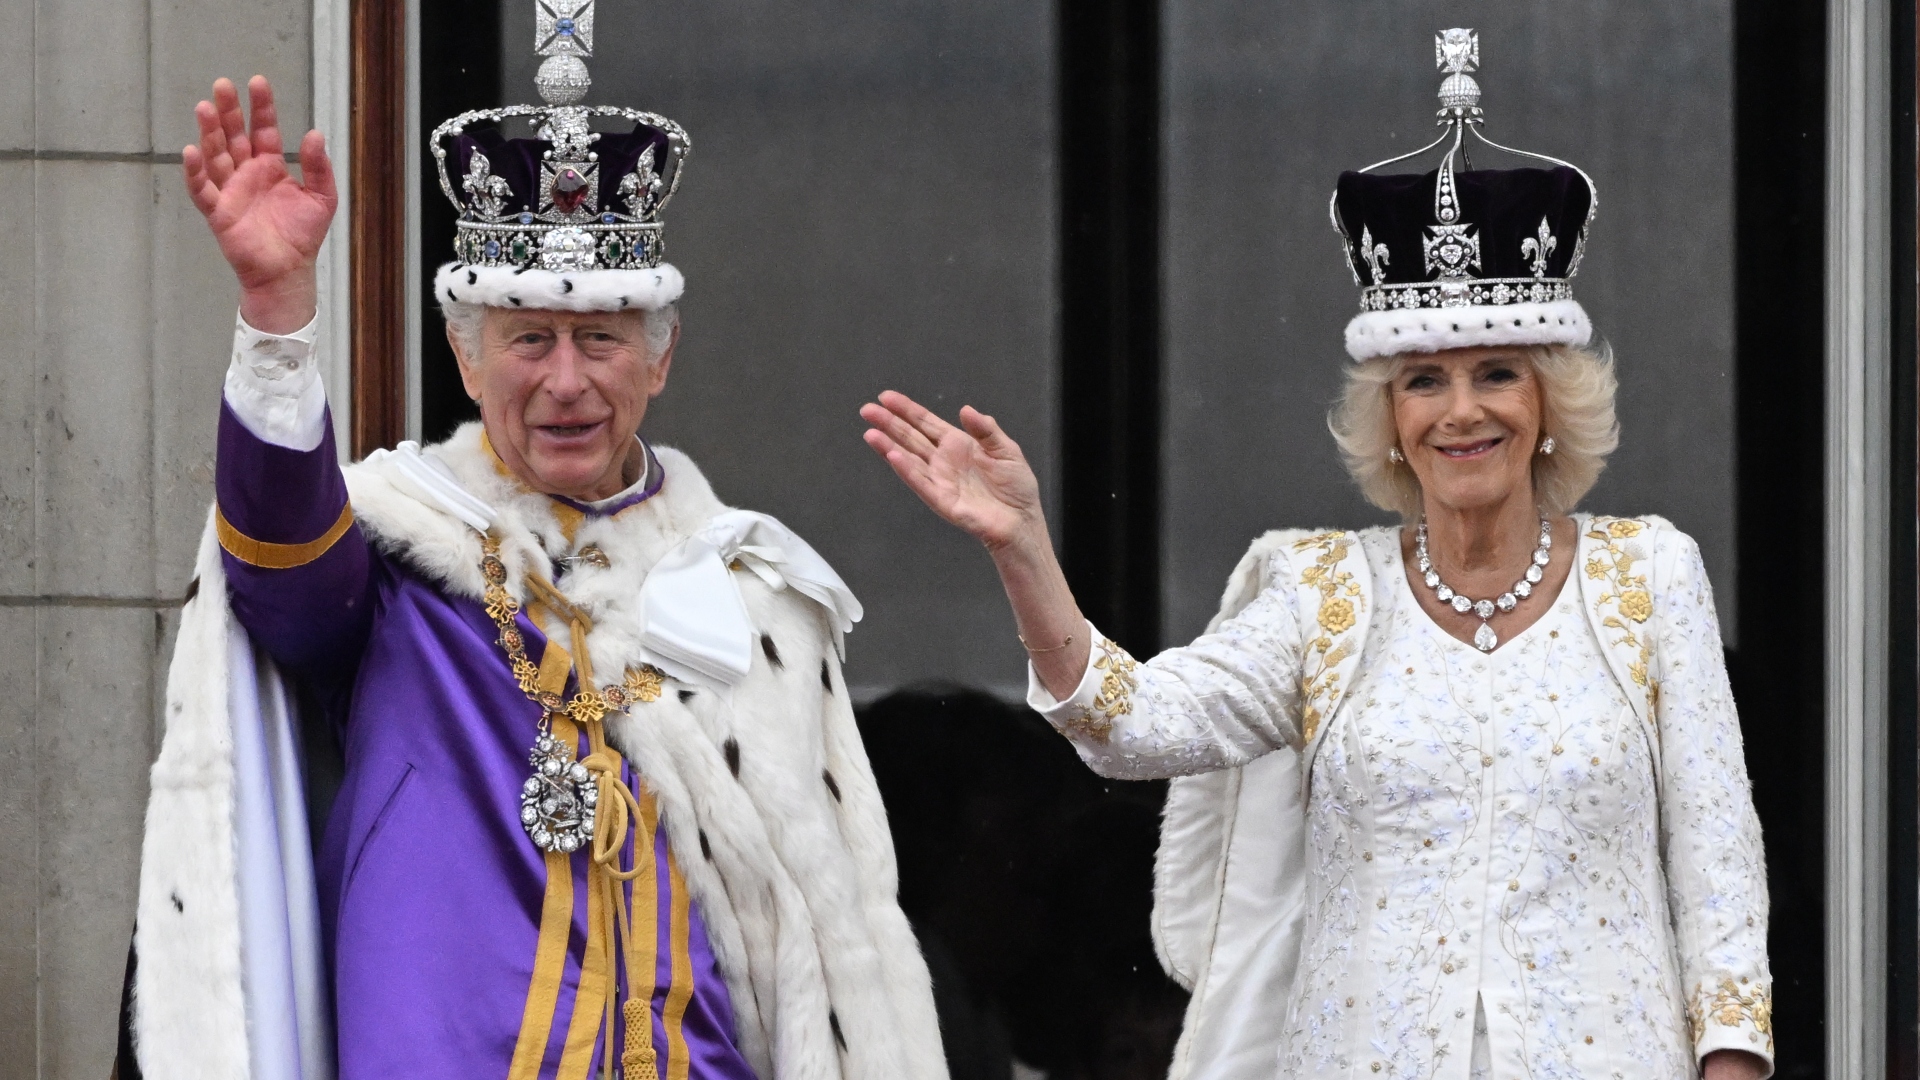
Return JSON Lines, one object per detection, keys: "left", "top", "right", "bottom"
{"left": 1335, "top": 165, "right": 1592, "bottom": 288}
{"left": 454, "top": 123, "right": 673, "bottom": 223}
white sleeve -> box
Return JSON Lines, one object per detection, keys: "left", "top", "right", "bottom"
{"left": 1024, "top": 567, "right": 1306, "bottom": 780}
{"left": 1652, "top": 534, "right": 1775, "bottom": 1073}
{"left": 223, "top": 311, "right": 327, "bottom": 452}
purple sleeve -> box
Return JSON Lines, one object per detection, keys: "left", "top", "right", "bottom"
{"left": 217, "top": 400, "right": 376, "bottom": 674}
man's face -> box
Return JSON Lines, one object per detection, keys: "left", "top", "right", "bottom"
{"left": 451, "top": 307, "right": 675, "bottom": 501}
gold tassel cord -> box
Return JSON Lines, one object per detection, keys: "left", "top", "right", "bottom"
{"left": 483, "top": 533, "right": 666, "bottom": 1080}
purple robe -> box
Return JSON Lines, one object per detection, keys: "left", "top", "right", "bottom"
{"left": 216, "top": 403, "right": 758, "bottom": 1080}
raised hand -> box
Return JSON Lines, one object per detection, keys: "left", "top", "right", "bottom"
{"left": 860, "top": 391, "right": 1045, "bottom": 552}
{"left": 182, "top": 76, "right": 337, "bottom": 333}
{"left": 862, "top": 390, "right": 1092, "bottom": 694}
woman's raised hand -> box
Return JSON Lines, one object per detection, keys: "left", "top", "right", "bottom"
{"left": 182, "top": 76, "right": 337, "bottom": 333}
{"left": 861, "top": 390, "right": 1091, "bottom": 696}
{"left": 860, "top": 391, "right": 1045, "bottom": 552}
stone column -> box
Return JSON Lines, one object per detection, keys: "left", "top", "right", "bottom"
{"left": 0, "top": 0, "right": 312, "bottom": 1075}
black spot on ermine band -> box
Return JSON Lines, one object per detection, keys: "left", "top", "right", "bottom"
{"left": 819, "top": 660, "right": 832, "bottom": 690}
{"left": 760, "top": 635, "right": 782, "bottom": 667}
{"left": 698, "top": 830, "right": 713, "bottom": 861}
{"left": 678, "top": 689, "right": 695, "bottom": 704}
{"left": 724, "top": 739, "right": 741, "bottom": 778}
{"left": 829, "top": 1011, "right": 847, "bottom": 1051}
{"left": 824, "top": 771, "right": 841, "bottom": 802}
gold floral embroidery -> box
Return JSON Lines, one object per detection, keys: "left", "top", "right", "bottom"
{"left": 1063, "top": 636, "right": 1138, "bottom": 742}
{"left": 1687, "top": 977, "right": 1773, "bottom": 1052}
{"left": 1618, "top": 589, "right": 1653, "bottom": 623}
{"left": 1294, "top": 532, "right": 1364, "bottom": 743}
{"left": 1584, "top": 518, "right": 1658, "bottom": 719}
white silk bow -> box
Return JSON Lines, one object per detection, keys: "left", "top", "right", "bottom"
{"left": 637, "top": 510, "right": 862, "bottom": 691}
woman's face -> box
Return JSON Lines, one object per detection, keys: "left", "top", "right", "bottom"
{"left": 1390, "top": 347, "right": 1542, "bottom": 516}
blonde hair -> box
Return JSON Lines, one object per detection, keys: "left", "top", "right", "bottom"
{"left": 1328, "top": 342, "right": 1621, "bottom": 518}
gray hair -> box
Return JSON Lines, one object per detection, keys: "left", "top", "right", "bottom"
{"left": 440, "top": 300, "right": 680, "bottom": 364}
{"left": 1327, "top": 342, "right": 1621, "bottom": 519}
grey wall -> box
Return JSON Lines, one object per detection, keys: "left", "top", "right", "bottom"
{"left": 500, "top": 1, "right": 1056, "bottom": 699}
{"left": 0, "top": 0, "right": 314, "bottom": 1075}
{"left": 1162, "top": 3, "right": 1736, "bottom": 643}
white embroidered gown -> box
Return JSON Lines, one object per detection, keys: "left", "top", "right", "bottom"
{"left": 1028, "top": 521, "right": 1772, "bottom": 1079}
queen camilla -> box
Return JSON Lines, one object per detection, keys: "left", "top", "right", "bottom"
{"left": 862, "top": 30, "right": 1772, "bottom": 1080}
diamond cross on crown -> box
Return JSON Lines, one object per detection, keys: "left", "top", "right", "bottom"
{"left": 1436, "top": 28, "right": 1478, "bottom": 74}
{"left": 536, "top": 0, "right": 594, "bottom": 57}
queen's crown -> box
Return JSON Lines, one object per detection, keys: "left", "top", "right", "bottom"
{"left": 429, "top": 0, "right": 689, "bottom": 275}
{"left": 1331, "top": 29, "right": 1597, "bottom": 315}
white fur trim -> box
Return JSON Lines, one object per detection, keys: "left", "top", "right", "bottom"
{"left": 433, "top": 261, "right": 685, "bottom": 312}
{"left": 1343, "top": 298, "right": 1592, "bottom": 361}
{"left": 135, "top": 513, "right": 250, "bottom": 1079}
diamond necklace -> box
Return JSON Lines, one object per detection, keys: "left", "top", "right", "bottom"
{"left": 1414, "top": 514, "right": 1553, "bottom": 652}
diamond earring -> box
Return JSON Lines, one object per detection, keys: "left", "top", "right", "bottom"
{"left": 1538, "top": 436, "right": 1556, "bottom": 456}
{"left": 1388, "top": 446, "right": 1405, "bottom": 464}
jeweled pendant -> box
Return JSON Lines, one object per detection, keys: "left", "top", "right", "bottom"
{"left": 521, "top": 731, "right": 595, "bottom": 853}
{"left": 1473, "top": 622, "right": 1498, "bottom": 652}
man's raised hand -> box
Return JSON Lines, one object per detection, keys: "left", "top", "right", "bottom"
{"left": 182, "top": 76, "right": 336, "bottom": 333}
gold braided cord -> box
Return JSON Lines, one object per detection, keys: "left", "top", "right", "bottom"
{"left": 480, "top": 531, "right": 668, "bottom": 1080}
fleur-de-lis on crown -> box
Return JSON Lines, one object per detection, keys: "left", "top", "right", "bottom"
{"left": 463, "top": 150, "right": 514, "bottom": 221}
{"left": 1359, "top": 225, "right": 1391, "bottom": 286}
{"left": 617, "top": 146, "right": 666, "bottom": 219}
{"left": 1521, "top": 217, "right": 1558, "bottom": 279}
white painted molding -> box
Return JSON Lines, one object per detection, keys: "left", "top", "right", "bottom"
{"left": 313, "top": 0, "right": 353, "bottom": 461}
{"left": 1825, "top": 0, "right": 1891, "bottom": 1074}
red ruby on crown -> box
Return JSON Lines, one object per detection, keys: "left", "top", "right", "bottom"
{"left": 551, "top": 167, "right": 591, "bottom": 213}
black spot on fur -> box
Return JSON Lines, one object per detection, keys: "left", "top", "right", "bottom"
{"left": 561, "top": 279, "right": 574, "bottom": 293}
{"left": 698, "top": 829, "right": 713, "bottom": 861}
{"left": 508, "top": 296, "right": 522, "bottom": 306}
{"left": 829, "top": 1010, "right": 847, "bottom": 1051}
{"left": 678, "top": 689, "right": 696, "bottom": 704}
{"left": 467, "top": 269, "right": 477, "bottom": 285}
{"left": 819, "top": 660, "right": 832, "bottom": 691}
{"left": 760, "top": 635, "right": 782, "bottom": 668}
{"left": 823, "top": 771, "right": 841, "bottom": 802}
{"left": 620, "top": 297, "right": 631, "bottom": 308}
{"left": 724, "top": 738, "right": 741, "bottom": 778}
{"left": 170, "top": 892, "right": 183, "bottom": 913}
{"left": 512, "top": 266, "right": 528, "bottom": 275}
{"left": 183, "top": 577, "right": 200, "bottom": 605}
{"left": 446, "top": 288, "right": 457, "bottom": 302}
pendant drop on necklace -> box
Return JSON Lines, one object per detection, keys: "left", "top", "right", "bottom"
{"left": 1416, "top": 514, "right": 1552, "bottom": 653}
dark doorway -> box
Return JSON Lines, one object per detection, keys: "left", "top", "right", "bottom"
{"left": 417, "top": 0, "right": 499, "bottom": 443}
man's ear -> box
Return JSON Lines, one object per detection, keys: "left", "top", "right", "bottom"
{"left": 448, "top": 320, "right": 484, "bottom": 402}
{"left": 647, "top": 321, "right": 679, "bottom": 398}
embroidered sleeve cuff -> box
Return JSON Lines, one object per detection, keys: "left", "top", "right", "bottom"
{"left": 1690, "top": 978, "right": 1774, "bottom": 1078}
{"left": 1025, "top": 623, "right": 1141, "bottom": 745}
{"left": 1025, "top": 619, "right": 1104, "bottom": 715}
{"left": 223, "top": 309, "right": 327, "bottom": 452}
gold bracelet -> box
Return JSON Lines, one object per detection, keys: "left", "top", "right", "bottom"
{"left": 1019, "top": 632, "right": 1075, "bottom": 654}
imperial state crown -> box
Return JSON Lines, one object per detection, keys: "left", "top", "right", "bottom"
{"left": 430, "top": 0, "right": 690, "bottom": 312}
